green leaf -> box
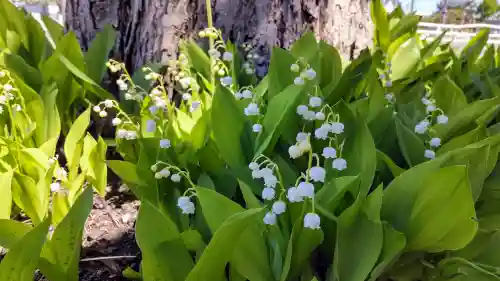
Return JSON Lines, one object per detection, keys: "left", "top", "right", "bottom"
{"left": 0, "top": 219, "right": 31, "bottom": 249}
{"left": 386, "top": 165, "right": 478, "bottom": 252}
{"left": 181, "top": 40, "right": 211, "bottom": 81}
{"left": 377, "top": 150, "right": 405, "bottom": 177}
{"left": 0, "top": 217, "right": 50, "bottom": 281}
{"left": 195, "top": 187, "right": 273, "bottom": 281}
{"left": 432, "top": 75, "right": 468, "bottom": 116}
{"left": 64, "top": 108, "right": 91, "bottom": 170}
{"left": 291, "top": 32, "right": 319, "bottom": 62}
{"left": 38, "top": 82, "right": 61, "bottom": 146}
{"left": 136, "top": 202, "right": 193, "bottom": 281}
{"left": 390, "top": 36, "right": 420, "bottom": 80}
{"left": 211, "top": 84, "right": 246, "bottom": 168}
{"left": 394, "top": 116, "right": 426, "bottom": 167}
{"left": 40, "top": 187, "right": 93, "bottom": 280}
{"left": 0, "top": 170, "right": 13, "bottom": 219}
{"left": 88, "top": 137, "right": 108, "bottom": 196}
{"left": 42, "top": 15, "right": 64, "bottom": 43}
{"left": 369, "top": 222, "right": 406, "bottom": 280}
{"left": 332, "top": 188, "right": 384, "bottom": 281}
{"left": 185, "top": 208, "right": 265, "bottom": 281}
{"left": 370, "top": 0, "right": 390, "bottom": 49}
{"left": 254, "top": 83, "right": 305, "bottom": 156}
{"left": 85, "top": 24, "right": 117, "bottom": 83}
{"left": 437, "top": 97, "right": 500, "bottom": 141}
{"left": 4, "top": 53, "right": 43, "bottom": 91}
{"left": 318, "top": 40, "right": 342, "bottom": 90}
{"left": 281, "top": 217, "right": 324, "bottom": 281}
{"left": 268, "top": 47, "right": 297, "bottom": 98}
{"left": 390, "top": 15, "right": 420, "bottom": 41}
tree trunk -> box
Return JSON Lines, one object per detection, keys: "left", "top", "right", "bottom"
{"left": 64, "top": 0, "right": 372, "bottom": 73}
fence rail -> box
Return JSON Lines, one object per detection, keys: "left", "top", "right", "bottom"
{"left": 417, "top": 22, "right": 500, "bottom": 47}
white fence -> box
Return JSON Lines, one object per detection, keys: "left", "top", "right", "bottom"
{"left": 417, "top": 22, "right": 500, "bottom": 48}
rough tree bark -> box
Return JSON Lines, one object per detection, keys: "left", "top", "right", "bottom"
{"left": 64, "top": 0, "right": 372, "bottom": 73}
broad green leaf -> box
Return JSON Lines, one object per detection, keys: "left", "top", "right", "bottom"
{"left": 211, "top": 84, "right": 246, "bottom": 168}
{"left": 0, "top": 217, "right": 50, "bottom": 281}
{"left": 432, "top": 75, "right": 468, "bottom": 116}
{"left": 39, "top": 82, "right": 61, "bottom": 146}
{"left": 390, "top": 37, "right": 420, "bottom": 80}
{"left": 42, "top": 15, "right": 64, "bottom": 44}
{"left": 268, "top": 47, "right": 297, "bottom": 98}
{"left": 0, "top": 219, "right": 31, "bottom": 249}
{"left": 369, "top": 222, "right": 406, "bottom": 281}
{"left": 291, "top": 32, "right": 318, "bottom": 61}
{"left": 438, "top": 126, "right": 486, "bottom": 155}
{"left": 333, "top": 187, "right": 384, "bottom": 281}
{"left": 377, "top": 150, "right": 405, "bottom": 177}
{"left": 40, "top": 187, "right": 93, "bottom": 280}
{"left": 181, "top": 40, "right": 211, "bottom": 81}
{"left": 85, "top": 24, "right": 117, "bottom": 83}
{"left": 185, "top": 208, "right": 265, "bottom": 281}
{"left": 405, "top": 166, "right": 477, "bottom": 252}
{"left": 254, "top": 84, "right": 305, "bottom": 157}
{"left": 281, "top": 216, "right": 324, "bottom": 281}
{"left": 390, "top": 15, "right": 420, "bottom": 41}
{"left": 136, "top": 202, "right": 193, "bottom": 281}
{"left": 64, "top": 108, "right": 91, "bottom": 170}
{"left": 437, "top": 97, "right": 500, "bottom": 141}
{"left": 394, "top": 117, "right": 426, "bottom": 167}
{"left": 370, "top": 0, "right": 390, "bottom": 49}
{"left": 0, "top": 170, "right": 13, "bottom": 219}
{"left": 4, "top": 53, "right": 43, "bottom": 91}
{"left": 88, "top": 137, "right": 108, "bottom": 196}
{"left": 318, "top": 40, "right": 342, "bottom": 90}
{"left": 196, "top": 187, "right": 273, "bottom": 281}
{"left": 437, "top": 257, "right": 500, "bottom": 281}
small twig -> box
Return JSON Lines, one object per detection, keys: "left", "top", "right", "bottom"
{"left": 80, "top": 255, "right": 137, "bottom": 262}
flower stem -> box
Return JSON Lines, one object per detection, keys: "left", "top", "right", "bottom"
{"left": 205, "top": 0, "right": 215, "bottom": 86}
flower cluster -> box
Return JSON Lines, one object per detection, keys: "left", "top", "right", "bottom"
{"left": 249, "top": 156, "right": 288, "bottom": 226}
{"left": 152, "top": 161, "right": 197, "bottom": 215}
{"left": 290, "top": 62, "right": 316, "bottom": 85}
{"left": 0, "top": 70, "right": 22, "bottom": 115}
{"left": 296, "top": 96, "right": 325, "bottom": 121}
{"left": 414, "top": 94, "right": 449, "bottom": 159}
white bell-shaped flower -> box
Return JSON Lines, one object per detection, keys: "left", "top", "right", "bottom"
{"left": 220, "top": 76, "right": 233, "bottom": 86}
{"left": 430, "top": 137, "right": 441, "bottom": 148}
{"left": 263, "top": 212, "right": 277, "bottom": 225}
{"left": 112, "top": 118, "right": 122, "bottom": 126}
{"left": 289, "top": 145, "right": 303, "bottom": 159}
{"left": 50, "top": 182, "right": 61, "bottom": 193}
{"left": 242, "top": 90, "right": 253, "bottom": 99}
{"left": 190, "top": 101, "right": 201, "bottom": 112}
{"left": 309, "top": 166, "right": 326, "bottom": 183}
{"left": 315, "top": 112, "right": 326, "bottom": 120}
{"left": 260, "top": 168, "right": 274, "bottom": 177}
{"left": 104, "top": 100, "right": 114, "bottom": 108}
{"left": 314, "top": 125, "right": 330, "bottom": 140}
{"left": 252, "top": 124, "right": 262, "bottom": 133}
{"left": 304, "top": 68, "right": 317, "bottom": 80}
{"left": 304, "top": 213, "right": 321, "bottom": 229}
{"left": 421, "top": 97, "right": 432, "bottom": 105}
{"left": 322, "top": 147, "right": 337, "bottom": 159}
{"left": 248, "top": 162, "right": 259, "bottom": 170}
{"left": 296, "top": 105, "right": 309, "bottom": 115}
{"left": 297, "top": 182, "right": 315, "bottom": 199}
{"left": 264, "top": 174, "right": 278, "bottom": 188}
{"left": 290, "top": 64, "right": 300, "bottom": 72}
{"left": 244, "top": 103, "right": 260, "bottom": 116}
{"left": 159, "top": 168, "right": 170, "bottom": 178}
{"left": 294, "top": 77, "right": 305, "bottom": 85}
{"left": 296, "top": 132, "right": 309, "bottom": 142}
{"left": 303, "top": 110, "right": 316, "bottom": 121}
{"left": 262, "top": 187, "right": 276, "bottom": 200}
{"left": 287, "top": 187, "right": 303, "bottom": 203}
{"left": 171, "top": 173, "right": 182, "bottom": 182}
{"left": 309, "top": 96, "right": 322, "bottom": 108}
{"left": 181, "top": 202, "right": 196, "bottom": 214}
{"left": 424, "top": 149, "right": 436, "bottom": 159}
{"left": 146, "top": 119, "right": 156, "bottom": 133}
{"left": 252, "top": 169, "right": 263, "bottom": 179}
{"left": 426, "top": 104, "right": 437, "bottom": 112}
{"left": 437, "top": 114, "right": 448, "bottom": 125}
{"left": 414, "top": 120, "right": 430, "bottom": 134}
{"left": 272, "top": 201, "right": 287, "bottom": 215}
{"left": 330, "top": 122, "right": 344, "bottom": 134}
{"left": 298, "top": 140, "right": 311, "bottom": 153}
{"left": 332, "top": 158, "right": 348, "bottom": 171}
{"left": 160, "top": 139, "right": 171, "bottom": 148}
{"left": 177, "top": 196, "right": 191, "bottom": 208}
{"left": 222, "top": 52, "right": 233, "bottom": 62}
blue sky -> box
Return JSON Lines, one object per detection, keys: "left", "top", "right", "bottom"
{"left": 394, "top": 0, "right": 483, "bottom": 15}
